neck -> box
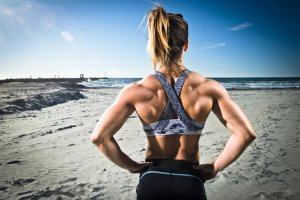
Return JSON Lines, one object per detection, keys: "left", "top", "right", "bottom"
{"left": 156, "top": 51, "right": 186, "bottom": 75}
{"left": 157, "top": 62, "right": 185, "bottom": 77}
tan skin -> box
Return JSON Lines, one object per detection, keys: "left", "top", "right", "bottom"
{"left": 90, "top": 42, "right": 256, "bottom": 181}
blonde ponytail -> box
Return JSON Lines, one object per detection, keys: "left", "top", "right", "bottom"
{"left": 147, "top": 5, "right": 188, "bottom": 72}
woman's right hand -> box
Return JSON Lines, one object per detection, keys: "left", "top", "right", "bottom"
{"left": 128, "top": 161, "right": 153, "bottom": 174}
{"left": 192, "top": 163, "right": 219, "bottom": 181}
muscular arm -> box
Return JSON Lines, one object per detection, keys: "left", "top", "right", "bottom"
{"left": 90, "top": 85, "right": 144, "bottom": 172}
{"left": 209, "top": 80, "right": 256, "bottom": 172}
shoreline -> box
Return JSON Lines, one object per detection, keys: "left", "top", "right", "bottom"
{"left": 1, "top": 77, "right": 299, "bottom": 90}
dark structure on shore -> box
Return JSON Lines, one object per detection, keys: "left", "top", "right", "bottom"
{"left": 0, "top": 74, "right": 108, "bottom": 84}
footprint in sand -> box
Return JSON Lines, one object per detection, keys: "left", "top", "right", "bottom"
{"left": 90, "top": 193, "right": 103, "bottom": 200}
{"left": 6, "top": 178, "right": 35, "bottom": 186}
{"left": 204, "top": 131, "right": 214, "bottom": 135}
{"left": 0, "top": 186, "right": 8, "bottom": 191}
{"left": 17, "top": 190, "right": 34, "bottom": 196}
{"left": 6, "top": 160, "right": 25, "bottom": 165}
{"left": 253, "top": 192, "right": 267, "bottom": 199}
{"left": 24, "top": 186, "right": 75, "bottom": 199}
{"left": 58, "top": 177, "right": 78, "bottom": 184}
{"left": 57, "top": 125, "right": 77, "bottom": 131}
{"left": 129, "top": 116, "right": 137, "bottom": 118}
{"left": 92, "top": 186, "right": 105, "bottom": 192}
{"left": 40, "top": 130, "right": 53, "bottom": 136}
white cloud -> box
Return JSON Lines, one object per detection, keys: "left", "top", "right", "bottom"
{"left": 228, "top": 22, "right": 253, "bottom": 31}
{"left": 0, "top": 1, "right": 56, "bottom": 33}
{"left": 61, "top": 31, "right": 74, "bottom": 42}
{"left": 196, "top": 42, "right": 227, "bottom": 50}
{"left": 0, "top": 6, "right": 14, "bottom": 16}
{"left": 40, "top": 12, "right": 55, "bottom": 29}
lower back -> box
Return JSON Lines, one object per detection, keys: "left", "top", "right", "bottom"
{"left": 145, "top": 134, "right": 201, "bottom": 162}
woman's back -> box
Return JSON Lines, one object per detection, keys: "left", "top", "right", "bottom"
{"left": 91, "top": 5, "right": 256, "bottom": 200}
{"left": 129, "top": 70, "right": 214, "bottom": 162}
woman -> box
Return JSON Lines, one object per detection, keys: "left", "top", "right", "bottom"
{"left": 91, "top": 5, "right": 256, "bottom": 200}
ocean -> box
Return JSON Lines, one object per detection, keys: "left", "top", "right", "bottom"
{"left": 79, "top": 77, "right": 300, "bottom": 89}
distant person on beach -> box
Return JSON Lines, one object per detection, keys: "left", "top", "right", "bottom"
{"left": 91, "top": 5, "right": 256, "bottom": 200}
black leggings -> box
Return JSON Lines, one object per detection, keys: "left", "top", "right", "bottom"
{"left": 136, "top": 158, "right": 207, "bottom": 200}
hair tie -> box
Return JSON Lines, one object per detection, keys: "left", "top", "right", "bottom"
{"left": 176, "top": 14, "right": 183, "bottom": 18}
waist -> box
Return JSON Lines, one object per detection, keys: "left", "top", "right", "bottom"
{"left": 144, "top": 158, "right": 199, "bottom": 173}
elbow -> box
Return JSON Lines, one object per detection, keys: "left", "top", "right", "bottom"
{"left": 90, "top": 134, "right": 104, "bottom": 145}
{"left": 90, "top": 135, "right": 97, "bottom": 144}
{"left": 246, "top": 130, "right": 256, "bottom": 144}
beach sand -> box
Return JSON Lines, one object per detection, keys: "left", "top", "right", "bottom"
{"left": 0, "top": 82, "right": 299, "bottom": 200}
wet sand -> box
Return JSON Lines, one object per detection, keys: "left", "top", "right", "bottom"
{"left": 0, "top": 82, "right": 299, "bottom": 199}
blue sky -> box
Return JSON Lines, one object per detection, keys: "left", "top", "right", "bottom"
{"left": 0, "top": 0, "right": 299, "bottom": 78}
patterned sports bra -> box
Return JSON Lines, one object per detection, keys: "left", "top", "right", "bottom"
{"left": 142, "top": 69, "right": 205, "bottom": 136}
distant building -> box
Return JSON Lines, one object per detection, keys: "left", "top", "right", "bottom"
{"left": 80, "top": 74, "right": 84, "bottom": 79}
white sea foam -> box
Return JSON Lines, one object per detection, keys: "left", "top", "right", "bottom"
{"left": 79, "top": 78, "right": 300, "bottom": 89}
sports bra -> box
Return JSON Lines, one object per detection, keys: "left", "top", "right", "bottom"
{"left": 142, "top": 69, "right": 205, "bottom": 136}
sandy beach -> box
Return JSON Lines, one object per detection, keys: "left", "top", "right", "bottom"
{"left": 0, "top": 82, "right": 299, "bottom": 200}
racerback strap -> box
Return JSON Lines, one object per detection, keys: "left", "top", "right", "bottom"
{"left": 154, "top": 69, "right": 202, "bottom": 130}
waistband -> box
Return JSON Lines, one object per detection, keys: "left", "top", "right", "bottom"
{"left": 140, "top": 158, "right": 205, "bottom": 183}
{"left": 143, "top": 158, "right": 199, "bottom": 173}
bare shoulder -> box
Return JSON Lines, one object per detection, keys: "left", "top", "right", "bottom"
{"left": 189, "top": 71, "right": 229, "bottom": 99}
{"left": 116, "top": 74, "right": 158, "bottom": 104}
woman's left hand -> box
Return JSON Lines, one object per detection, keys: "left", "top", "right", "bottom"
{"left": 128, "top": 161, "right": 153, "bottom": 173}
{"left": 192, "top": 163, "right": 218, "bottom": 181}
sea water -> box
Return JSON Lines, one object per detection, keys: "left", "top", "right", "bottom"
{"left": 79, "top": 77, "right": 300, "bottom": 89}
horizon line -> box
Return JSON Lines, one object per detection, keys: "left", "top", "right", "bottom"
{"left": 1, "top": 76, "right": 300, "bottom": 81}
